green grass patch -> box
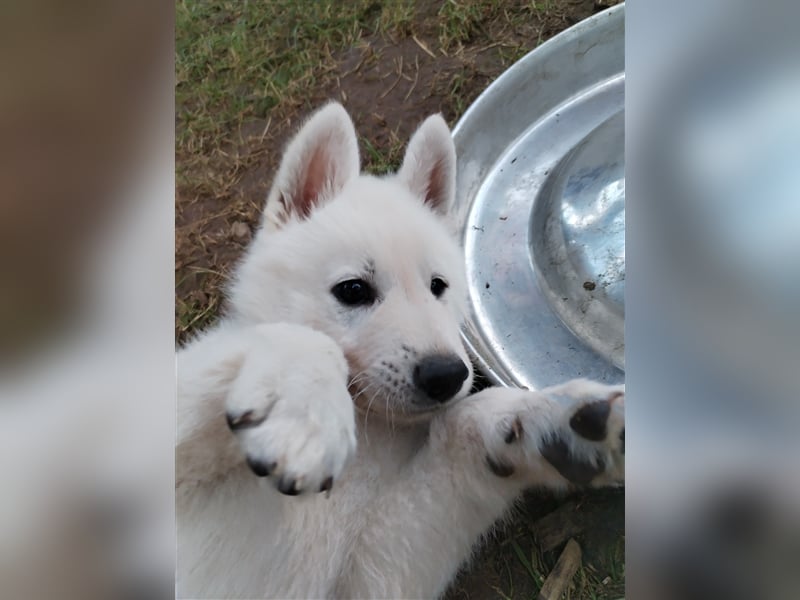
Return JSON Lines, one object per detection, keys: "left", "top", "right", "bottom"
{"left": 176, "top": 0, "right": 556, "bottom": 190}
{"left": 176, "top": 0, "right": 413, "bottom": 185}
{"left": 360, "top": 134, "right": 405, "bottom": 175}
{"left": 438, "top": 0, "right": 503, "bottom": 51}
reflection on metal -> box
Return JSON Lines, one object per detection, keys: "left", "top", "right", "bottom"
{"left": 452, "top": 4, "right": 625, "bottom": 391}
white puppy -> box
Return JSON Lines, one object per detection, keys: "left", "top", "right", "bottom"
{"left": 176, "top": 102, "right": 624, "bottom": 599}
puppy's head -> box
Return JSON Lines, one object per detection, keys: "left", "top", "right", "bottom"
{"left": 231, "top": 102, "right": 473, "bottom": 422}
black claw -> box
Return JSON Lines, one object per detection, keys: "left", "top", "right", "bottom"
{"left": 569, "top": 401, "right": 611, "bottom": 441}
{"left": 226, "top": 410, "right": 266, "bottom": 431}
{"left": 319, "top": 476, "right": 334, "bottom": 493}
{"left": 246, "top": 457, "right": 274, "bottom": 477}
{"left": 277, "top": 477, "right": 301, "bottom": 496}
{"left": 504, "top": 416, "right": 523, "bottom": 444}
{"left": 539, "top": 435, "right": 604, "bottom": 485}
{"left": 486, "top": 455, "right": 515, "bottom": 478}
{"left": 620, "top": 428, "right": 625, "bottom": 454}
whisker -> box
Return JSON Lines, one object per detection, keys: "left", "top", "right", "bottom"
{"left": 358, "top": 378, "right": 387, "bottom": 442}
{"left": 386, "top": 390, "right": 396, "bottom": 436}
{"left": 348, "top": 362, "right": 421, "bottom": 437}
{"left": 363, "top": 392, "right": 376, "bottom": 437}
{"left": 347, "top": 369, "right": 370, "bottom": 389}
{"left": 352, "top": 380, "right": 379, "bottom": 405}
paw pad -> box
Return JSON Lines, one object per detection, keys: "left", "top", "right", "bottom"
{"left": 277, "top": 477, "right": 301, "bottom": 496}
{"left": 226, "top": 410, "right": 267, "bottom": 431}
{"left": 486, "top": 455, "right": 515, "bottom": 477}
{"left": 539, "top": 436, "right": 606, "bottom": 485}
{"left": 569, "top": 400, "right": 611, "bottom": 441}
{"left": 246, "top": 457, "right": 275, "bottom": 477}
{"left": 504, "top": 416, "right": 524, "bottom": 444}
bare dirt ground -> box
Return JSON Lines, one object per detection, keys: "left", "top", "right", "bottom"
{"left": 177, "top": 1, "right": 623, "bottom": 597}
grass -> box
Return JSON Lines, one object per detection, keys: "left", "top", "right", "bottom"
{"left": 176, "top": 0, "right": 384, "bottom": 192}
{"left": 443, "top": 488, "right": 625, "bottom": 599}
{"left": 576, "top": 536, "right": 626, "bottom": 599}
{"left": 438, "top": 0, "right": 505, "bottom": 50}
{"left": 175, "top": 0, "right": 577, "bottom": 197}
{"left": 361, "top": 134, "right": 406, "bottom": 175}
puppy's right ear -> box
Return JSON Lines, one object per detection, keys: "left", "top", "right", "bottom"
{"left": 265, "top": 102, "right": 360, "bottom": 226}
{"left": 397, "top": 114, "right": 456, "bottom": 217}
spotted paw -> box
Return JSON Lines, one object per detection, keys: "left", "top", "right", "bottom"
{"left": 456, "top": 379, "right": 624, "bottom": 489}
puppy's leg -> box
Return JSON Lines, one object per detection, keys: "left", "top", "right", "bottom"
{"left": 176, "top": 322, "right": 356, "bottom": 493}
{"left": 334, "top": 380, "right": 624, "bottom": 599}
{"left": 176, "top": 324, "right": 256, "bottom": 488}
{"left": 468, "top": 379, "right": 625, "bottom": 489}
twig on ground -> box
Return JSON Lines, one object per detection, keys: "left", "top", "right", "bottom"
{"left": 412, "top": 34, "right": 437, "bottom": 58}
{"left": 537, "top": 538, "right": 582, "bottom": 600}
{"left": 379, "top": 55, "right": 404, "bottom": 99}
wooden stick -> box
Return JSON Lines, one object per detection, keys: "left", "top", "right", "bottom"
{"left": 537, "top": 538, "right": 582, "bottom": 600}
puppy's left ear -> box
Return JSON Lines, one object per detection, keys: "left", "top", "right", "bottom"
{"left": 264, "top": 102, "right": 360, "bottom": 227}
{"left": 397, "top": 115, "right": 456, "bottom": 216}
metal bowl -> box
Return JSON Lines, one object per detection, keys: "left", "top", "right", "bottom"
{"left": 452, "top": 5, "right": 625, "bottom": 390}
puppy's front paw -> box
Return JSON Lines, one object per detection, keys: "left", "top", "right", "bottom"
{"left": 225, "top": 326, "right": 357, "bottom": 495}
{"left": 460, "top": 379, "right": 624, "bottom": 489}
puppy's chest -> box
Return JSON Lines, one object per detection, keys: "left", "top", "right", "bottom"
{"left": 339, "top": 423, "right": 428, "bottom": 490}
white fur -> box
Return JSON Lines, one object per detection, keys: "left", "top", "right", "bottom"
{"left": 177, "top": 103, "right": 625, "bottom": 598}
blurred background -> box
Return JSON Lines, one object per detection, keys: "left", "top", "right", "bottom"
{"left": 0, "top": 1, "right": 174, "bottom": 599}
{"left": 627, "top": 1, "right": 800, "bottom": 598}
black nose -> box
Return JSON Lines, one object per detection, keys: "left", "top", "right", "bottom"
{"left": 413, "top": 355, "right": 469, "bottom": 403}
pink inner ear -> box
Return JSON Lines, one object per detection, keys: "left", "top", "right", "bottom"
{"left": 298, "top": 144, "right": 330, "bottom": 218}
{"left": 424, "top": 158, "right": 446, "bottom": 210}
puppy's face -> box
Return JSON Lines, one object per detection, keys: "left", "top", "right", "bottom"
{"left": 231, "top": 103, "right": 473, "bottom": 422}
{"left": 307, "top": 178, "right": 473, "bottom": 422}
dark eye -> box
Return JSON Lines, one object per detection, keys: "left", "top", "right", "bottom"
{"left": 430, "top": 277, "right": 448, "bottom": 298}
{"left": 331, "top": 279, "right": 376, "bottom": 306}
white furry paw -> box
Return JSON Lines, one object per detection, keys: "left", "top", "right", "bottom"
{"left": 466, "top": 379, "right": 624, "bottom": 488}
{"left": 225, "top": 324, "right": 357, "bottom": 495}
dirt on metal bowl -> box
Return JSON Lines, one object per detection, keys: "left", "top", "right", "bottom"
{"left": 452, "top": 4, "right": 625, "bottom": 391}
